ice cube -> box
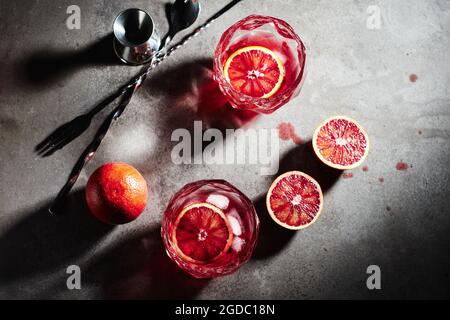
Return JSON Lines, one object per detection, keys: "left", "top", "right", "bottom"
{"left": 206, "top": 194, "right": 229, "bottom": 210}
{"left": 227, "top": 215, "right": 242, "bottom": 236}
{"left": 231, "top": 237, "right": 245, "bottom": 252}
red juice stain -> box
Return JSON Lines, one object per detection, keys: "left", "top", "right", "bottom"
{"left": 396, "top": 162, "right": 409, "bottom": 171}
{"left": 379, "top": 177, "right": 384, "bottom": 183}
{"left": 277, "top": 122, "right": 293, "bottom": 140}
{"left": 277, "top": 122, "right": 303, "bottom": 145}
{"left": 362, "top": 166, "right": 369, "bottom": 172}
{"left": 196, "top": 78, "right": 259, "bottom": 129}
{"left": 343, "top": 172, "right": 354, "bottom": 179}
{"left": 409, "top": 74, "right": 418, "bottom": 82}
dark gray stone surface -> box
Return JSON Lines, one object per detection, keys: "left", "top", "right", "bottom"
{"left": 0, "top": 0, "right": 449, "bottom": 299}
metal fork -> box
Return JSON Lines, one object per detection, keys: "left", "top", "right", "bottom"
{"left": 35, "top": 89, "right": 126, "bottom": 157}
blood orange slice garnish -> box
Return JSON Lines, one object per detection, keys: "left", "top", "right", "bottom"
{"left": 312, "top": 116, "right": 370, "bottom": 170}
{"left": 266, "top": 171, "right": 323, "bottom": 230}
{"left": 172, "top": 203, "right": 233, "bottom": 264}
{"left": 223, "top": 46, "right": 285, "bottom": 99}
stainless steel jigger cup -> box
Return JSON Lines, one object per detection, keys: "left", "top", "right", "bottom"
{"left": 113, "top": 8, "right": 161, "bottom": 65}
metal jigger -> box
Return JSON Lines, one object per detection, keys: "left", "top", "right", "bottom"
{"left": 113, "top": 8, "right": 161, "bottom": 65}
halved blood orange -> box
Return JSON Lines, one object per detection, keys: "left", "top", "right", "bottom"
{"left": 266, "top": 171, "right": 323, "bottom": 230}
{"left": 312, "top": 116, "right": 369, "bottom": 170}
{"left": 172, "top": 203, "right": 233, "bottom": 264}
{"left": 223, "top": 46, "right": 285, "bottom": 98}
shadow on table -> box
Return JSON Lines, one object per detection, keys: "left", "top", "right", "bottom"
{"left": 0, "top": 189, "right": 113, "bottom": 282}
{"left": 139, "top": 58, "right": 260, "bottom": 170}
{"left": 308, "top": 198, "right": 450, "bottom": 299}
{"left": 145, "top": 57, "right": 259, "bottom": 131}
{"left": 18, "top": 33, "right": 121, "bottom": 88}
{"left": 252, "top": 141, "right": 342, "bottom": 260}
{"left": 86, "top": 226, "right": 209, "bottom": 299}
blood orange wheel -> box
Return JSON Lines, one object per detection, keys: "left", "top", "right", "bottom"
{"left": 266, "top": 171, "right": 323, "bottom": 230}
{"left": 312, "top": 116, "right": 369, "bottom": 170}
{"left": 223, "top": 46, "right": 285, "bottom": 98}
{"left": 172, "top": 203, "right": 233, "bottom": 264}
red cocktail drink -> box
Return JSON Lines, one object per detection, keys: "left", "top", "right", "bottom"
{"left": 161, "top": 180, "right": 259, "bottom": 278}
{"left": 214, "top": 15, "right": 306, "bottom": 114}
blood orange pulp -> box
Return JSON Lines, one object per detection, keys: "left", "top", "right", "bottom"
{"left": 312, "top": 116, "right": 369, "bottom": 170}
{"left": 223, "top": 46, "right": 285, "bottom": 98}
{"left": 172, "top": 203, "right": 233, "bottom": 264}
{"left": 266, "top": 171, "right": 323, "bottom": 230}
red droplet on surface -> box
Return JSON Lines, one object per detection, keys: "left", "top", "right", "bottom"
{"left": 378, "top": 177, "right": 384, "bottom": 183}
{"left": 292, "top": 134, "right": 303, "bottom": 145}
{"left": 362, "top": 166, "right": 369, "bottom": 172}
{"left": 409, "top": 74, "right": 418, "bottom": 82}
{"left": 277, "top": 122, "right": 303, "bottom": 145}
{"left": 342, "top": 172, "right": 354, "bottom": 179}
{"left": 396, "top": 162, "right": 409, "bottom": 171}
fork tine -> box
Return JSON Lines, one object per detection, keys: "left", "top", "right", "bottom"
{"left": 37, "top": 128, "right": 73, "bottom": 156}
{"left": 40, "top": 123, "right": 88, "bottom": 157}
{"left": 36, "top": 115, "right": 90, "bottom": 156}
{"left": 35, "top": 122, "right": 74, "bottom": 153}
{"left": 41, "top": 132, "right": 77, "bottom": 157}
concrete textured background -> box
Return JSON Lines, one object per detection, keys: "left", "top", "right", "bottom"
{"left": 0, "top": 0, "right": 449, "bottom": 299}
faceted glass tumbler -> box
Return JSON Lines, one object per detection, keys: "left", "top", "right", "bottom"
{"left": 213, "top": 15, "right": 307, "bottom": 114}
{"left": 161, "top": 180, "right": 260, "bottom": 278}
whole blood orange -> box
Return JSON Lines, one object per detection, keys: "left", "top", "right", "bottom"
{"left": 266, "top": 171, "right": 323, "bottom": 230}
{"left": 312, "top": 116, "right": 369, "bottom": 170}
{"left": 85, "top": 162, "right": 148, "bottom": 225}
